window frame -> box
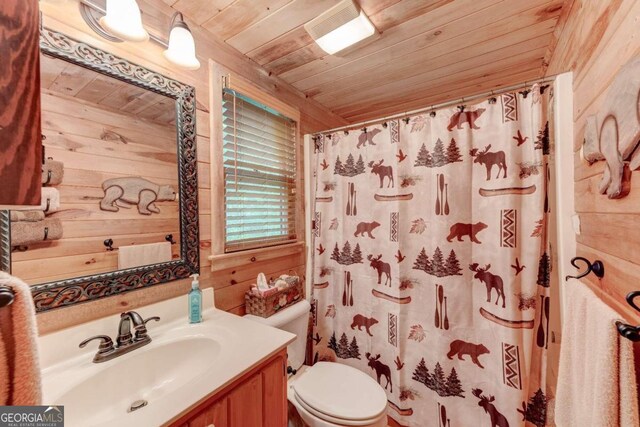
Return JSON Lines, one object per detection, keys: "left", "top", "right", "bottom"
{"left": 208, "top": 61, "right": 303, "bottom": 268}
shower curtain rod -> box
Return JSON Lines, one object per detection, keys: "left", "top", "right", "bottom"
{"left": 314, "top": 74, "right": 561, "bottom": 135}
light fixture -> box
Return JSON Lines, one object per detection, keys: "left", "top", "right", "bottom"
{"left": 77, "top": 1, "right": 200, "bottom": 71}
{"left": 305, "top": 0, "right": 377, "bottom": 55}
{"left": 163, "top": 12, "right": 200, "bottom": 71}
{"left": 99, "top": 0, "right": 148, "bottom": 42}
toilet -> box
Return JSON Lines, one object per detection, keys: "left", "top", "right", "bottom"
{"left": 245, "top": 300, "right": 388, "bottom": 427}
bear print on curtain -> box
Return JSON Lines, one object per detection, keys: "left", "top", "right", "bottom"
{"left": 311, "top": 84, "right": 555, "bottom": 427}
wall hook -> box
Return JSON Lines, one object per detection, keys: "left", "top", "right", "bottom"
{"left": 382, "top": 122, "right": 388, "bottom": 128}
{"left": 615, "top": 291, "right": 640, "bottom": 341}
{"left": 326, "top": 133, "right": 332, "bottom": 140}
{"left": 457, "top": 105, "right": 465, "bottom": 112}
{"left": 362, "top": 127, "right": 367, "bottom": 133}
{"left": 565, "top": 256, "right": 605, "bottom": 281}
{"left": 104, "top": 238, "right": 115, "bottom": 251}
{"left": 402, "top": 117, "right": 410, "bottom": 124}
{"left": 165, "top": 234, "right": 176, "bottom": 245}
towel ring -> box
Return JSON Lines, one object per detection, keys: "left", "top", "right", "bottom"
{"left": 565, "top": 256, "right": 605, "bottom": 281}
{"left": 0, "top": 285, "right": 15, "bottom": 308}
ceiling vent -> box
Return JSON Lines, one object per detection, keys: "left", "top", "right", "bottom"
{"left": 304, "top": 0, "right": 377, "bottom": 55}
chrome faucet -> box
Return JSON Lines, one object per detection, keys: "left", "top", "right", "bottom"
{"left": 79, "top": 311, "right": 160, "bottom": 363}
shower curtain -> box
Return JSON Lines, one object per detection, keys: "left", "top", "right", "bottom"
{"left": 310, "top": 85, "right": 555, "bottom": 427}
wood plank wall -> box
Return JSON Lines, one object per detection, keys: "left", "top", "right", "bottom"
{"left": 11, "top": 88, "right": 182, "bottom": 284}
{"left": 35, "top": 0, "right": 347, "bottom": 334}
{"left": 546, "top": 0, "right": 640, "bottom": 323}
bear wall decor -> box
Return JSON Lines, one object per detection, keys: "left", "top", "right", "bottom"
{"left": 582, "top": 56, "right": 640, "bottom": 198}
{"left": 100, "top": 177, "right": 177, "bottom": 215}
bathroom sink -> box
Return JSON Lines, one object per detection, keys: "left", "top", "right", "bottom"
{"left": 56, "top": 337, "right": 220, "bottom": 426}
{"left": 39, "top": 289, "right": 295, "bottom": 427}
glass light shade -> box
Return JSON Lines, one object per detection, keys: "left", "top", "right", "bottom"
{"left": 163, "top": 25, "right": 201, "bottom": 70}
{"left": 99, "top": 0, "right": 149, "bottom": 42}
{"left": 314, "top": 11, "right": 375, "bottom": 55}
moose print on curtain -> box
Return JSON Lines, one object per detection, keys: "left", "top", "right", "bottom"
{"left": 311, "top": 84, "right": 555, "bottom": 427}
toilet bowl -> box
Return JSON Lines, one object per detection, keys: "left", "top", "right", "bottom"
{"left": 245, "top": 300, "right": 388, "bottom": 427}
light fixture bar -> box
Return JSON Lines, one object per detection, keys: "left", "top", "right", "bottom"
{"left": 79, "top": 0, "right": 204, "bottom": 69}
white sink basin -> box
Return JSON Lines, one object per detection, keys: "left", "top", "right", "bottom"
{"left": 57, "top": 337, "right": 220, "bottom": 426}
{"left": 39, "top": 290, "right": 296, "bottom": 427}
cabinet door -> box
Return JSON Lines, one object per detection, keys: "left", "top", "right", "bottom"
{"left": 188, "top": 396, "right": 228, "bottom": 427}
{"left": 228, "top": 373, "right": 263, "bottom": 426}
{"left": 262, "top": 356, "right": 287, "bottom": 427}
{"left": 0, "top": 1, "right": 42, "bottom": 207}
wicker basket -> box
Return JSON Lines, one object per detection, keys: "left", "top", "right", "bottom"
{"left": 245, "top": 274, "right": 303, "bottom": 318}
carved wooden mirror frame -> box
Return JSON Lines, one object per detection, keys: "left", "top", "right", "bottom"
{"left": 0, "top": 28, "right": 200, "bottom": 312}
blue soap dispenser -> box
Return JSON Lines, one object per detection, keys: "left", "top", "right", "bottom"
{"left": 188, "top": 273, "right": 202, "bottom": 324}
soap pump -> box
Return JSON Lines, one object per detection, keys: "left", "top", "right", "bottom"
{"left": 188, "top": 273, "right": 202, "bottom": 324}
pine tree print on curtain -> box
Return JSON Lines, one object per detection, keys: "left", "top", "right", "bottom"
{"left": 311, "top": 85, "right": 555, "bottom": 426}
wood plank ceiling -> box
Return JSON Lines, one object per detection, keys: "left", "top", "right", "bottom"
{"left": 167, "top": 0, "right": 567, "bottom": 123}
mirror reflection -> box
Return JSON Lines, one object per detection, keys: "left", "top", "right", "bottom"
{"left": 8, "top": 53, "right": 181, "bottom": 286}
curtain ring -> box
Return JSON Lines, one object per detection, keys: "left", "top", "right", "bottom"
{"left": 43, "top": 227, "right": 49, "bottom": 241}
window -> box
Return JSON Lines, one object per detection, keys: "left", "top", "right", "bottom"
{"left": 222, "top": 88, "right": 298, "bottom": 252}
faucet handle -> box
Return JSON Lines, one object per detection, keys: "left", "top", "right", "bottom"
{"left": 134, "top": 316, "right": 160, "bottom": 341}
{"left": 79, "top": 335, "right": 114, "bottom": 355}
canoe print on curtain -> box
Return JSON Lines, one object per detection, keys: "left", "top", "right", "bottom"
{"left": 311, "top": 85, "right": 556, "bottom": 427}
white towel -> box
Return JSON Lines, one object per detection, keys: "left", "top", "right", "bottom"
{"left": 40, "top": 187, "right": 60, "bottom": 213}
{"left": 555, "top": 279, "right": 639, "bottom": 426}
{"left": 118, "top": 242, "right": 173, "bottom": 269}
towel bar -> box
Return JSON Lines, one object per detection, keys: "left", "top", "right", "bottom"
{"left": 616, "top": 291, "right": 640, "bottom": 341}
{"left": 0, "top": 285, "right": 15, "bottom": 308}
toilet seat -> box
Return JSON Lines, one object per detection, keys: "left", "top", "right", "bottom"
{"left": 291, "top": 362, "right": 387, "bottom": 426}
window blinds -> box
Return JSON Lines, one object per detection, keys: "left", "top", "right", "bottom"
{"left": 222, "top": 88, "right": 297, "bottom": 252}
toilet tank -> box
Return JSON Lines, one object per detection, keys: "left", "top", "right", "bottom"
{"left": 244, "top": 299, "right": 311, "bottom": 370}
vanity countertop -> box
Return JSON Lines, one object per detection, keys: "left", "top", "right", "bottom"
{"left": 38, "top": 288, "right": 296, "bottom": 427}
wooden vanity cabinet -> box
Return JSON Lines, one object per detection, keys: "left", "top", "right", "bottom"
{"left": 169, "top": 349, "right": 288, "bottom": 427}
{"left": 0, "top": 1, "right": 42, "bottom": 207}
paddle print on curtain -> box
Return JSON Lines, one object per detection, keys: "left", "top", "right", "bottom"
{"left": 311, "top": 85, "right": 556, "bottom": 427}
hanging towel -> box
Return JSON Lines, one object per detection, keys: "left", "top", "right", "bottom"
{"left": 40, "top": 187, "right": 60, "bottom": 213}
{"left": 10, "top": 210, "right": 45, "bottom": 222}
{"left": 41, "top": 158, "right": 64, "bottom": 186}
{"left": 555, "top": 279, "right": 640, "bottom": 427}
{"left": 0, "top": 272, "right": 42, "bottom": 405}
{"left": 10, "top": 218, "right": 63, "bottom": 247}
{"left": 118, "top": 242, "right": 172, "bottom": 269}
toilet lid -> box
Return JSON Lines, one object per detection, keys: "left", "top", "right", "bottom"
{"left": 292, "top": 362, "right": 388, "bottom": 422}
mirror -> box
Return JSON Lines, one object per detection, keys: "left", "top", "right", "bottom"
{"left": 0, "top": 28, "right": 200, "bottom": 312}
